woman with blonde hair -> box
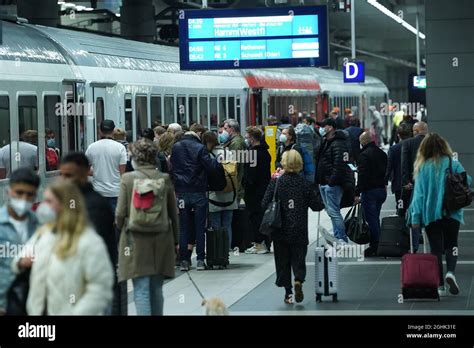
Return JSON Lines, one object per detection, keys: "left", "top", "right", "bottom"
{"left": 262, "top": 149, "right": 323, "bottom": 304}
{"left": 408, "top": 133, "right": 472, "bottom": 297}
{"left": 20, "top": 180, "right": 114, "bottom": 315}
{"left": 156, "top": 131, "right": 175, "bottom": 173}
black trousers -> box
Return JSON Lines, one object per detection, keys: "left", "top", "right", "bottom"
{"left": 425, "top": 218, "right": 460, "bottom": 286}
{"left": 273, "top": 240, "right": 307, "bottom": 290}
{"left": 245, "top": 196, "right": 269, "bottom": 247}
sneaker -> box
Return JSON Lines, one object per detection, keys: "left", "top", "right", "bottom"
{"left": 245, "top": 244, "right": 257, "bottom": 254}
{"left": 438, "top": 286, "right": 448, "bottom": 297}
{"left": 180, "top": 260, "right": 190, "bottom": 272}
{"left": 256, "top": 243, "right": 270, "bottom": 254}
{"left": 445, "top": 272, "right": 460, "bottom": 295}
{"left": 196, "top": 260, "right": 207, "bottom": 271}
{"left": 294, "top": 281, "right": 304, "bottom": 303}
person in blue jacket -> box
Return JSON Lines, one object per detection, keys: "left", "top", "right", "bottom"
{"left": 408, "top": 133, "right": 472, "bottom": 297}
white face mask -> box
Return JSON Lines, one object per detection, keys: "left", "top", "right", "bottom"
{"left": 9, "top": 197, "right": 33, "bottom": 218}
{"left": 36, "top": 202, "right": 58, "bottom": 225}
{"left": 279, "top": 134, "right": 288, "bottom": 143}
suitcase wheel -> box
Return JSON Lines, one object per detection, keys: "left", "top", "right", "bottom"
{"left": 332, "top": 294, "right": 338, "bottom": 303}
{"left": 316, "top": 294, "right": 322, "bottom": 302}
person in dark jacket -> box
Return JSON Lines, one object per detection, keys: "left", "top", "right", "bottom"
{"left": 384, "top": 123, "right": 412, "bottom": 211}
{"left": 243, "top": 127, "right": 272, "bottom": 254}
{"left": 59, "top": 152, "right": 123, "bottom": 315}
{"left": 355, "top": 132, "right": 388, "bottom": 256}
{"left": 170, "top": 124, "right": 219, "bottom": 271}
{"left": 344, "top": 117, "right": 363, "bottom": 162}
{"left": 401, "top": 121, "right": 428, "bottom": 253}
{"left": 262, "top": 150, "right": 323, "bottom": 304}
{"left": 275, "top": 126, "right": 303, "bottom": 170}
{"left": 315, "top": 118, "right": 353, "bottom": 243}
{"left": 329, "top": 110, "right": 345, "bottom": 130}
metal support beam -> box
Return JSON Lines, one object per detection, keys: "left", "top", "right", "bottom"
{"left": 416, "top": 12, "right": 420, "bottom": 75}
{"left": 351, "top": 0, "right": 355, "bottom": 59}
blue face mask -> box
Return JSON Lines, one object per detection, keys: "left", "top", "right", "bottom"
{"left": 47, "top": 138, "right": 56, "bottom": 148}
{"left": 319, "top": 127, "right": 326, "bottom": 137}
{"left": 219, "top": 131, "right": 229, "bottom": 144}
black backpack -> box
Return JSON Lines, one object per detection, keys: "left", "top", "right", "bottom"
{"left": 444, "top": 157, "right": 473, "bottom": 213}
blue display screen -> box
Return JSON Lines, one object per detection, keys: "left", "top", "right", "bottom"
{"left": 179, "top": 6, "right": 328, "bottom": 70}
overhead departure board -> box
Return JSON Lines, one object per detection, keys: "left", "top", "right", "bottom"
{"left": 179, "top": 6, "right": 329, "bottom": 70}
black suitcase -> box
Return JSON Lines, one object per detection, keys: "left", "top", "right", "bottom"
{"left": 377, "top": 215, "right": 410, "bottom": 257}
{"left": 231, "top": 204, "right": 252, "bottom": 252}
{"left": 206, "top": 226, "right": 229, "bottom": 269}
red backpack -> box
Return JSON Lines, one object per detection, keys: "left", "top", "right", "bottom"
{"left": 46, "top": 148, "right": 59, "bottom": 171}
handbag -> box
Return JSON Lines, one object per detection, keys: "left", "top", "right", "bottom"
{"left": 344, "top": 203, "right": 371, "bottom": 245}
{"left": 6, "top": 268, "right": 31, "bottom": 316}
{"left": 259, "top": 178, "right": 282, "bottom": 237}
{"left": 444, "top": 157, "right": 472, "bottom": 213}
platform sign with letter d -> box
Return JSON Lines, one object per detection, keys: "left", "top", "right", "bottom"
{"left": 343, "top": 61, "right": 365, "bottom": 83}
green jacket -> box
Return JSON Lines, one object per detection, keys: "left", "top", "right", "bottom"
{"left": 225, "top": 134, "right": 246, "bottom": 201}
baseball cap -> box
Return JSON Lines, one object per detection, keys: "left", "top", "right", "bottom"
{"left": 317, "top": 118, "right": 337, "bottom": 128}
{"left": 100, "top": 119, "right": 115, "bottom": 132}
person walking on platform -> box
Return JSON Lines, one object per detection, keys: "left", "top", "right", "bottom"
{"left": 385, "top": 123, "right": 412, "bottom": 211}
{"left": 25, "top": 180, "right": 114, "bottom": 315}
{"left": 171, "top": 124, "right": 219, "bottom": 271}
{"left": 116, "top": 139, "right": 179, "bottom": 315}
{"left": 355, "top": 132, "right": 388, "bottom": 257}
{"left": 401, "top": 121, "right": 428, "bottom": 252}
{"left": 243, "top": 127, "right": 271, "bottom": 254}
{"left": 223, "top": 119, "right": 246, "bottom": 201}
{"left": 344, "top": 117, "right": 363, "bottom": 163}
{"left": 0, "top": 169, "right": 40, "bottom": 315}
{"left": 262, "top": 150, "right": 322, "bottom": 304}
{"left": 59, "top": 152, "right": 123, "bottom": 315}
{"left": 408, "top": 133, "right": 472, "bottom": 297}
{"left": 315, "top": 118, "right": 353, "bottom": 243}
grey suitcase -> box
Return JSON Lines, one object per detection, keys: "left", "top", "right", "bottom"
{"left": 315, "top": 212, "right": 339, "bottom": 302}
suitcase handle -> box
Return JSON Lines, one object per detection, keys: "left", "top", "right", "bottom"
{"left": 409, "top": 226, "right": 427, "bottom": 254}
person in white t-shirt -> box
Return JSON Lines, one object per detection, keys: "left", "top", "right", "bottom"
{"left": 0, "top": 140, "right": 38, "bottom": 179}
{"left": 85, "top": 120, "right": 127, "bottom": 215}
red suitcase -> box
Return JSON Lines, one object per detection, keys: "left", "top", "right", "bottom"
{"left": 401, "top": 229, "right": 440, "bottom": 300}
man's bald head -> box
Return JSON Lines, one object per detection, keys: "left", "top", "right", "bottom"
{"left": 413, "top": 121, "right": 428, "bottom": 136}
{"left": 359, "top": 131, "right": 373, "bottom": 147}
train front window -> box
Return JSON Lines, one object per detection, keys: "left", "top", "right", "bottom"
{"left": 164, "top": 96, "right": 174, "bottom": 125}
{"left": 17, "top": 95, "right": 39, "bottom": 174}
{"left": 151, "top": 95, "right": 162, "bottom": 127}
{"left": 136, "top": 95, "right": 148, "bottom": 139}
{"left": 124, "top": 95, "right": 133, "bottom": 143}
{"left": 44, "top": 95, "right": 62, "bottom": 172}
{"left": 0, "top": 96, "right": 10, "bottom": 179}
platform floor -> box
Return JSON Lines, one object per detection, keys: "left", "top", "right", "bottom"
{"left": 127, "top": 193, "right": 474, "bottom": 315}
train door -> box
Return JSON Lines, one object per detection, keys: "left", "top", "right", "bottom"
{"left": 316, "top": 93, "right": 329, "bottom": 121}
{"left": 249, "top": 88, "right": 268, "bottom": 126}
{"left": 93, "top": 87, "right": 106, "bottom": 142}
{"left": 61, "top": 81, "right": 87, "bottom": 153}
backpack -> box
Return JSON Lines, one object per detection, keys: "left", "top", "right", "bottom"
{"left": 443, "top": 158, "right": 473, "bottom": 213}
{"left": 208, "top": 160, "right": 227, "bottom": 192}
{"left": 221, "top": 160, "right": 238, "bottom": 193}
{"left": 128, "top": 171, "right": 169, "bottom": 233}
{"left": 46, "top": 148, "right": 59, "bottom": 171}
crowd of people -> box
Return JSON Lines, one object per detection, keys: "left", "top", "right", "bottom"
{"left": 0, "top": 102, "right": 470, "bottom": 314}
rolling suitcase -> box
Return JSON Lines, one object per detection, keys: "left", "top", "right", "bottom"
{"left": 231, "top": 203, "right": 252, "bottom": 252}
{"left": 315, "top": 212, "right": 339, "bottom": 302}
{"left": 206, "top": 226, "right": 229, "bottom": 269}
{"left": 377, "top": 215, "right": 410, "bottom": 257}
{"left": 401, "top": 229, "right": 439, "bottom": 300}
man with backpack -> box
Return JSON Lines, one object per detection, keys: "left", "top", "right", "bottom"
{"left": 171, "top": 124, "right": 220, "bottom": 271}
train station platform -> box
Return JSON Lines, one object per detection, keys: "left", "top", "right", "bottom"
{"left": 127, "top": 194, "right": 474, "bottom": 316}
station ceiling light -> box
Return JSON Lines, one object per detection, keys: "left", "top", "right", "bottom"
{"left": 367, "top": 0, "right": 425, "bottom": 40}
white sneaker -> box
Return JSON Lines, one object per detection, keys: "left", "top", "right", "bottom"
{"left": 438, "top": 286, "right": 447, "bottom": 297}
{"left": 245, "top": 244, "right": 258, "bottom": 254}
{"left": 256, "top": 243, "right": 269, "bottom": 254}
{"left": 445, "top": 272, "right": 460, "bottom": 295}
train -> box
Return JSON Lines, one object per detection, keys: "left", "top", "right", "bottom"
{"left": 0, "top": 17, "right": 389, "bottom": 203}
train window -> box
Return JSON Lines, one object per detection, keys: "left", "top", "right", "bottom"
{"left": 219, "top": 96, "right": 227, "bottom": 122}
{"left": 124, "top": 94, "right": 133, "bottom": 143}
{"left": 210, "top": 97, "right": 217, "bottom": 129}
{"left": 136, "top": 95, "right": 148, "bottom": 139}
{"left": 177, "top": 95, "right": 186, "bottom": 125}
{"left": 164, "top": 95, "right": 174, "bottom": 125}
{"left": 17, "top": 95, "right": 39, "bottom": 174}
{"left": 228, "top": 96, "right": 235, "bottom": 119}
{"left": 199, "top": 96, "right": 208, "bottom": 129}
{"left": 96, "top": 97, "right": 104, "bottom": 140}
{"left": 0, "top": 96, "right": 10, "bottom": 179}
{"left": 236, "top": 97, "right": 241, "bottom": 125}
{"left": 151, "top": 95, "right": 162, "bottom": 127}
{"left": 189, "top": 96, "right": 197, "bottom": 126}
{"left": 44, "top": 95, "right": 62, "bottom": 172}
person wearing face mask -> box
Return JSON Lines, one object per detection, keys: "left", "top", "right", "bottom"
{"left": 45, "top": 129, "right": 60, "bottom": 157}
{"left": 21, "top": 180, "right": 114, "bottom": 315}
{"left": 354, "top": 132, "right": 388, "bottom": 257}
{"left": 222, "top": 119, "right": 246, "bottom": 201}
{"left": 275, "top": 127, "right": 303, "bottom": 171}
{"left": 315, "top": 118, "right": 353, "bottom": 244}
{"left": 242, "top": 127, "right": 271, "bottom": 254}
{"left": 44, "top": 129, "right": 60, "bottom": 172}
{"left": 0, "top": 168, "right": 40, "bottom": 315}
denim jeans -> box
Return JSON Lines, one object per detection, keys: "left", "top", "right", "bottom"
{"left": 209, "top": 210, "right": 233, "bottom": 250}
{"left": 320, "top": 185, "right": 347, "bottom": 241}
{"left": 133, "top": 274, "right": 164, "bottom": 316}
{"left": 177, "top": 192, "right": 208, "bottom": 262}
{"left": 361, "top": 188, "right": 387, "bottom": 248}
